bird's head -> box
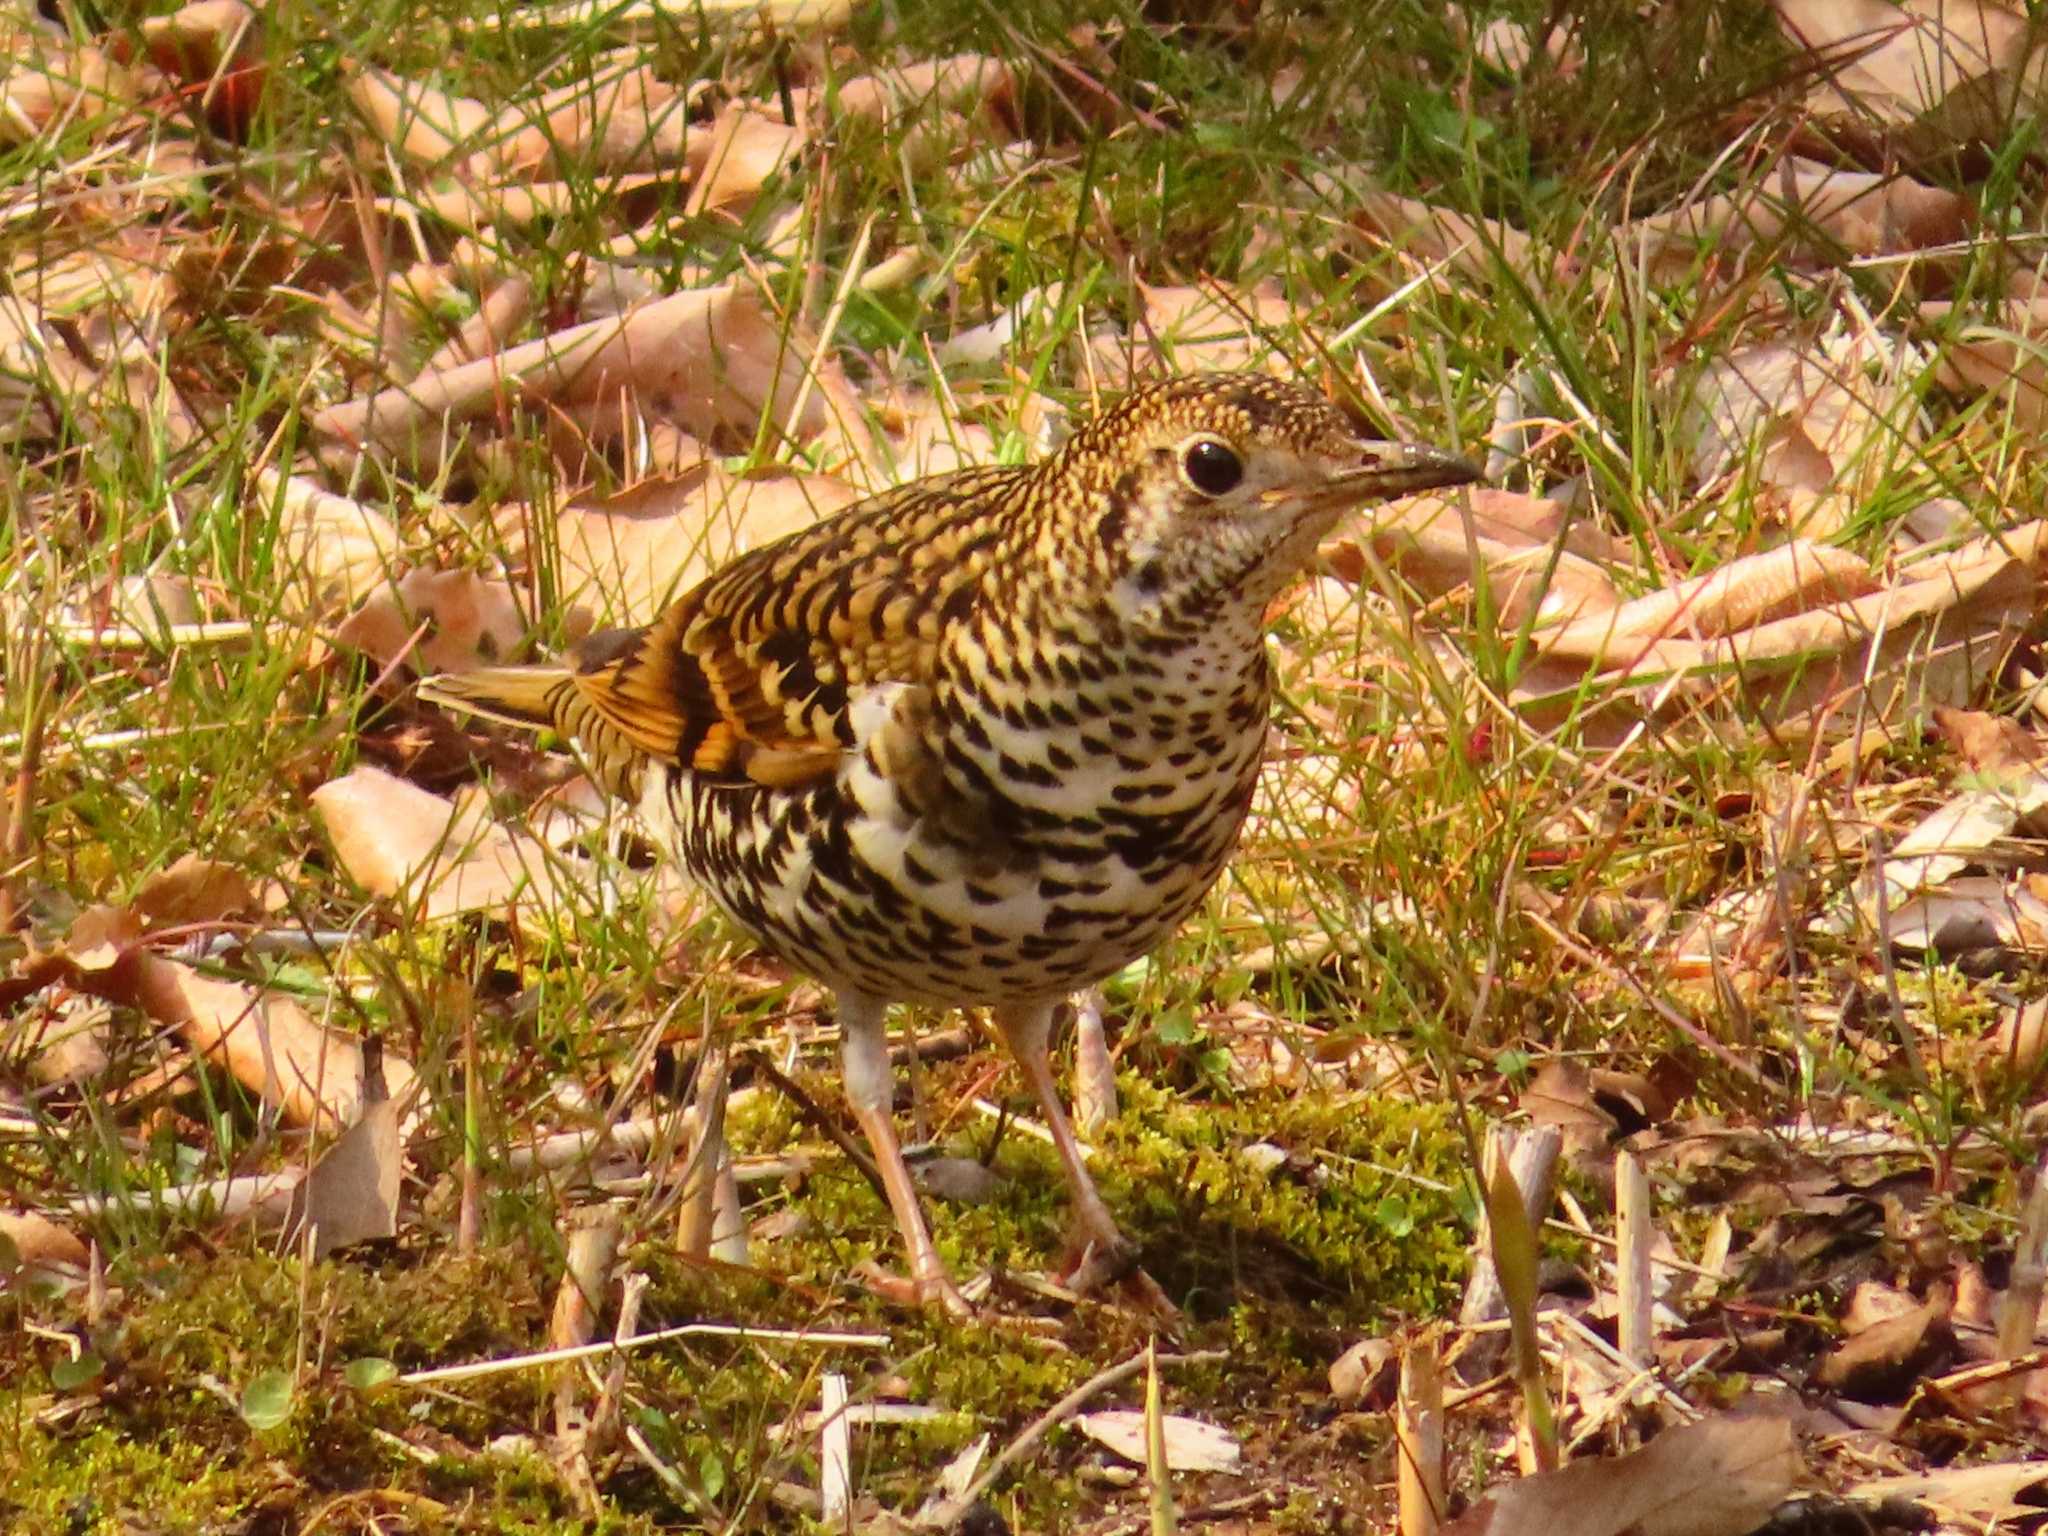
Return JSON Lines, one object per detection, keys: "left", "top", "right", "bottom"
{"left": 1044, "top": 372, "right": 1479, "bottom": 620}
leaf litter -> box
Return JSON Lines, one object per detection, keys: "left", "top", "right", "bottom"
{"left": 5, "top": 0, "right": 2048, "bottom": 1529}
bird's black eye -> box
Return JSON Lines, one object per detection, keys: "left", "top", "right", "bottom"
{"left": 1180, "top": 437, "right": 1244, "bottom": 497}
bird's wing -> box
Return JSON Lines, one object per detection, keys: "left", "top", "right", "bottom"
{"left": 565, "top": 466, "right": 1016, "bottom": 790}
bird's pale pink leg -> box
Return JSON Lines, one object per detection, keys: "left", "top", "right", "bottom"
{"left": 994, "top": 999, "right": 1135, "bottom": 1286}
{"left": 838, "top": 991, "right": 972, "bottom": 1317}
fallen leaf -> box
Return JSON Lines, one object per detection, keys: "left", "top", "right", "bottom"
{"left": 1816, "top": 1283, "right": 1955, "bottom": 1399}
{"left": 1932, "top": 706, "right": 2046, "bottom": 775}
{"left": 535, "top": 461, "right": 860, "bottom": 628}
{"left": 0, "top": 1210, "right": 90, "bottom": 1279}
{"left": 313, "top": 281, "right": 845, "bottom": 467}
{"left": 1848, "top": 1460, "right": 2048, "bottom": 1521}
{"left": 685, "top": 101, "right": 805, "bottom": 220}
{"left": 282, "top": 1047, "right": 403, "bottom": 1259}
{"left": 1444, "top": 1414, "right": 1801, "bottom": 1536}
{"left": 313, "top": 763, "right": 572, "bottom": 920}
{"left": 333, "top": 567, "right": 529, "bottom": 676}
{"left": 1074, "top": 1409, "right": 1242, "bottom": 1474}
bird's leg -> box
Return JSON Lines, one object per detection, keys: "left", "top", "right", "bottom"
{"left": 993, "top": 999, "right": 1136, "bottom": 1289}
{"left": 838, "top": 990, "right": 972, "bottom": 1318}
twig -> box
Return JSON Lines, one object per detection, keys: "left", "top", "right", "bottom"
{"left": 741, "top": 1046, "right": 889, "bottom": 1206}
{"left": 921, "top": 1348, "right": 1227, "bottom": 1529}
{"left": 1614, "top": 1149, "right": 1654, "bottom": 1368}
{"left": 398, "top": 1320, "right": 890, "bottom": 1386}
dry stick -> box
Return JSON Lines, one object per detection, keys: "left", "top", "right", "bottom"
{"left": 398, "top": 1320, "right": 889, "bottom": 1386}
{"left": 925, "top": 1349, "right": 1228, "bottom": 1529}
{"left": 741, "top": 1046, "right": 889, "bottom": 1206}
{"left": 1996, "top": 1152, "right": 2048, "bottom": 1405}
{"left": 1396, "top": 1334, "right": 1445, "bottom": 1536}
{"left": 1614, "top": 1149, "right": 1654, "bottom": 1369}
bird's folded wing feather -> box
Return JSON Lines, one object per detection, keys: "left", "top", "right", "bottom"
{"left": 567, "top": 468, "right": 1015, "bottom": 790}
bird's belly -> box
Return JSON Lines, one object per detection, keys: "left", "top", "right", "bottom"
{"left": 645, "top": 762, "right": 1251, "bottom": 1007}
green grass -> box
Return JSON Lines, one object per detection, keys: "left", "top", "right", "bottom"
{"left": 6, "top": 0, "right": 2048, "bottom": 1528}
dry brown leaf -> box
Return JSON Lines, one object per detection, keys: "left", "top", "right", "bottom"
{"left": 1817, "top": 1283, "right": 1955, "bottom": 1397}
{"left": 1073, "top": 1410, "right": 1241, "bottom": 1473}
{"left": 1629, "top": 157, "right": 1970, "bottom": 277}
{"left": 264, "top": 469, "right": 401, "bottom": 617}
{"left": 1109, "top": 280, "right": 1297, "bottom": 379}
{"left": 685, "top": 101, "right": 805, "bottom": 220}
{"left": 1931, "top": 705, "right": 2045, "bottom": 774}
{"left": 1851, "top": 1461, "right": 2048, "bottom": 1523}
{"left": 1534, "top": 541, "right": 1875, "bottom": 665}
{"left": 313, "top": 282, "right": 840, "bottom": 467}
{"left": 1469, "top": 14, "right": 1582, "bottom": 75}
{"left": 31, "top": 938, "right": 424, "bottom": 1133}
{"left": 1678, "top": 330, "right": 1923, "bottom": 537}
{"left": 138, "top": 0, "right": 263, "bottom": 137}
{"left": 1776, "top": 0, "right": 2048, "bottom": 141}
{"left": 1521, "top": 1060, "right": 1617, "bottom": 1156}
{"left": 0, "top": 39, "right": 132, "bottom": 146}
{"left": 345, "top": 62, "right": 495, "bottom": 170}
{"left": 1443, "top": 1414, "right": 1800, "bottom": 1536}
{"left": 1990, "top": 995, "right": 2048, "bottom": 1078}
{"left": 282, "top": 1059, "right": 402, "bottom": 1259}
{"left": 1329, "top": 487, "right": 1621, "bottom": 631}
{"left": 864, "top": 391, "right": 999, "bottom": 482}
{"left": 312, "top": 764, "right": 571, "bottom": 921}
{"left": 1924, "top": 289, "right": 2048, "bottom": 431}
{"left": 498, "top": 63, "right": 691, "bottom": 175}
{"left": 1349, "top": 188, "right": 1566, "bottom": 288}
{"left": 131, "top": 854, "right": 276, "bottom": 931}
{"left": 833, "top": 53, "right": 1015, "bottom": 128}
{"left": 532, "top": 461, "right": 860, "bottom": 629}
{"left": 333, "top": 568, "right": 529, "bottom": 676}
{"left": 0, "top": 1210, "right": 90, "bottom": 1279}
{"left": 396, "top": 172, "right": 674, "bottom": 234}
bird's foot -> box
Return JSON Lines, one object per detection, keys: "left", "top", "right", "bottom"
{"left": 1066, "top": 1236, "right": 1181, "bottom": 1323}
{"left": 855, "top": 1259, "right": 975, "bottom": 1319}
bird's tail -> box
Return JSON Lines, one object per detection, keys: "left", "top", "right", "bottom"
{"left": 416, "top": 666, "right": 579, "bottom": 735}
{"left": 418, "top": 666, "right": 646, "bottom": 795}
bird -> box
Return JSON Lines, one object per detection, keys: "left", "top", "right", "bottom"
{"left": 419, "top": 371, "right": 1478, "bottom": 1315}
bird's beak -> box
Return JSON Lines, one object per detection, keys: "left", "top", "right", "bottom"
{"left": 1331, "top": 440, "right": 1484, "bottom": 502}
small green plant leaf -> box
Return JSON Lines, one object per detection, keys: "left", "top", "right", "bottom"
{"left": 240, "top": 1368, "right": 296, "bottom": 1430}
{"left": 700, "top": 1450, "right": 727, "bottom": 1500}
{"left": 50, "top": 1353, "right": 104, "bottom": 1391}
{"left": 343, "top": 1357, "right": 398, "bottom": 1392}
{"left": 1376, "top": 1195, "right": 1415, "bottom": 1237}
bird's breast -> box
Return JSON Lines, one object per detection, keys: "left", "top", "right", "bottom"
{"left": 640, "top": 622, "right": 1271, "bottom": 1007}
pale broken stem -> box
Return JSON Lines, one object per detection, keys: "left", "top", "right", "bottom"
{"left": 1396, "top": 1333, "right": 1445, "bottom": 1536}
{"left": 1614, "top": 1149, "right": 1655, "bottom": 1369}
{"left": 458, "top": 997, "right": 479, "bottom": 1258}
{"left": 677, "top": 1038, "right": 731, "bottom": 1260}
{"left": 398, "top": 1321, "right": 890, "bottom": 1386}
{"left": 922, "top": 1349, "right": 1227, "bottom": 1529}
{"left": 1459, "top": 1125, "right": 1560, "bottom": 1328}
{"left": 819, "top": 1372, "right": 853, "bottom": 1526}
{"left": 551, "top": 1203, "right": 624, "bottom": 1438}
{"left": 1996, "top": 1153, "right": 2048, "bottom": 1394}
{"left": 1072, "top": 990, "right": 1118, "bottom": 1138}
